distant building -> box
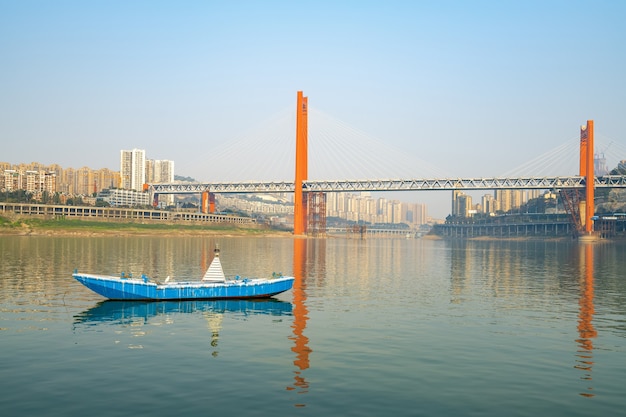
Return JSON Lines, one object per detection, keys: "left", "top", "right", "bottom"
{"left": 595, "top": 154, "right": 608, "bottom": 176}
{"left": 3, "top": 170, "right": 21, "bottom": 191}
{"left": 456, "top": 193, "right": 473, "bottom": 217}
{"left": 75, "top": 166, "right": 93, "bottom": 195}
{"left": 408, "top": 202, "right": 427, "bottom": 225}
{"left": 323, "top": 191, "right": 428, "bottom": 227}
{"left": 145, "top": 159, "right": 174, "bottom": 183}
{"left": 146, "top": 159, "right": 174, "bottom": 206}
{"left": 2, "top": 169, "right": 56, "bottom": 194}
{"left": 97, "top": 188, "right": 151, "bottom": 207}
{"left": 25, "top": 171, "right": 39, "bottom": 193}
{"left": 481, "top": 193, "right": 499, "bottom": 215}
{"left": 94, "top": 168, "right": 120, "bottom": 192}
{"left": 452, "top": 190, "right": 473, "bottom": 217}
{"left": 120, "top": 149, "right": 146, "bottom": 191}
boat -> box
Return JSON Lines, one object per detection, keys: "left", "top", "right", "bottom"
{"left": 72, "top": 246, "right": 294, "bottom": 301}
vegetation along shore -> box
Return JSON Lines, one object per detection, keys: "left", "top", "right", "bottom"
{"left": 0, "top": 215, "right": 291, "bottom": 237}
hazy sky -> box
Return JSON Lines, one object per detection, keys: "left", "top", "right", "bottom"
{"left": 2, "top": 1, "right": 625, "bottom": 217}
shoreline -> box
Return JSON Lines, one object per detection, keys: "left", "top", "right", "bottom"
{"left": 2, "top": 216, "right": 621, "bottom": 241}
{"left": 0, "top": 228, "right": 294, "bottom": 238}
{"left": 0, "top": 217, "right": 293, "bottom": 238}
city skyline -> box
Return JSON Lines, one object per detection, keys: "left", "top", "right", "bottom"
{"left": 2, "top": 157, "right": 434, "bottom": 218}
{"left": 1, "top": 148, "right": 176, "bottom": 199}
{"left": 2, "top": 1, "right": 626, "bottom": 217}
{"left": 4, "top": 151, "right": 625, "bottom": 220}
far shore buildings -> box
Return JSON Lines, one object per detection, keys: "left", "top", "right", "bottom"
{"left": 452, "top": 189, "right": 553, "bottom": 218}
{"left": 218, "top": 191, "right": 430, "bottom": 228}
{"left": 2, "top": 150, "right": 175, "bottom": 207}
{"left": 2, "top": 155, "right": 426, "bottom": 222}
{"left": 325, "top": 192, "right": 427, "bottom": 227}
{"left": 2, "top": 157, "right": 576, "bottom": 223}
{"left": 1, "top": 161, "right": 120, "bottom": 196}
{"left": 2, "top": 158, "right": 441, "bottom": 225}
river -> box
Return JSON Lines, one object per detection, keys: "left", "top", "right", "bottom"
{"left": 1, "top": 235, "right": 625, "bottom": 416}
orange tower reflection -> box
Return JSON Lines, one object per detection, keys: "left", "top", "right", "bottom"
{"left": 576, "top": 243, "right": 597, "bottom": 397}
{"left": 287, "top": 238, "right": 311, "bottom": 395}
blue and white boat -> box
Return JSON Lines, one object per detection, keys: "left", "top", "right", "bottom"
{"left": 73, "top": 247, "right": 294, "bottom": 301}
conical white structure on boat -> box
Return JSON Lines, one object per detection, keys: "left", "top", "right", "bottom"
{"left": 202, "top": 246, "right": 226, "bottom": 282}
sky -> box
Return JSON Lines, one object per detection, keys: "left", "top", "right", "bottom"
{"left": 2, "top": 0, "right": 626, "bottom": 217}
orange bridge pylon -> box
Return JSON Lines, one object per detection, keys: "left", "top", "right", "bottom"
{"left": 294, "top": 91, "right": 308, "bottom": 235}
{"left": 560, "top": 120, "right": 596, "bottom": 236}
{"left": 561, "top": 120, "right": 596, "bottom": 236}
{"left": 580, "top": 120, "right": 595, "bottom": 235}
{"left": 579, "top": 120, "right": 596, "bottom": 235}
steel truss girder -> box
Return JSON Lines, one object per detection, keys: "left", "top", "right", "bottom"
{"left": 305, "top": 175, "right": 626, "bottom": 191}
{"left": 600, "top": 175, "right": 626, "bottom": 187}
{"left": 304, "top": 176, "right": 586, "bottom": 191}
{"left": 148, "top": 175, "right": 626, "bottom": 194}
{"left": 150, "top": 181, "right": 294, "bottom": 194}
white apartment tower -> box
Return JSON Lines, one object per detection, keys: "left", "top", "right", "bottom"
{"left": 120, "top": 149, "right": 146, "bottom": 191}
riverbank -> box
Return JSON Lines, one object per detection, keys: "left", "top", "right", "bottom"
{"left": 0, "top": 216, "right": 292, "bottom": 237}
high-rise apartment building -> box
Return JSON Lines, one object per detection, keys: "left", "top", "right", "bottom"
{"left": 76, "top": 166, "right": 93, "bottom": 195}
{"left": 494, "top": 189, "right": 526, "bottom": 213}
{"left": 481, "top": 194, "right": 499, "bottom": 214}
{"left": 59, "top": 167, "right": 75, "bottom": 194}
{"left": 146, "top": 159, "right": 175, "bottom": 206}
{"left": 120, "top": 149, "right": 146, "bottom": 191}
{"left": 495, "top": 189, "right": 512, "bottom": 213}
{"left": 146, "top": 159, "right": 175, "bottom": 183}
{"left": 25, "top": 171, "right": 39, "bottom": 193}
{"left": 408, "top": 203, "right": 427, "bottom": 225}
{"left": 3, "top": 170, "right": 20, "bottom": 191}
{"left": 452, "top": 190, "right": 474, "bottom": 216}
{"left": 94, "top": 168, "right": 120, "bottom": 192}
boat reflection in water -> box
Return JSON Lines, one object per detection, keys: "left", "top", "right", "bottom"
{"left": 74, "top": 298, "right": 293, "bottom": 326}
{"left": 75, "top": 298, "right": 293, "bottom": 355}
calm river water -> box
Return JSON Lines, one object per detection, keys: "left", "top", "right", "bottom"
{"left": 1, "top": 235, "right": 625, "bottom": 416}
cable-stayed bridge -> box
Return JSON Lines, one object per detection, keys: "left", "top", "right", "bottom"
{"left": 148, "top": 92, "right": 626, "bottom": 236}
{"left": 152, "top": 97, "right": 626, "bottom": 194}
{"left": 150, "top": 104, "right": 626, "bottom": 194}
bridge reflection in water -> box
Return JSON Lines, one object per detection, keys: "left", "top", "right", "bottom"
{"left": 447, "top": 239, "right": 599, "bottom": 399}
{"left": 285, "top": 238, "right": 599, "bottom": 399}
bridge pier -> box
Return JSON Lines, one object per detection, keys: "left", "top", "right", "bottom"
{"left": 201, "top": 191, "right": 215, "bottom": 214}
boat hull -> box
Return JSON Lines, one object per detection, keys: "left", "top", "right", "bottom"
{"left": 73, "top": 273, "right": 295, "bottom": 300}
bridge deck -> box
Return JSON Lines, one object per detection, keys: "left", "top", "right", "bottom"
{"left": 149, "top": 175, "right": 626, "bottom": 194}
